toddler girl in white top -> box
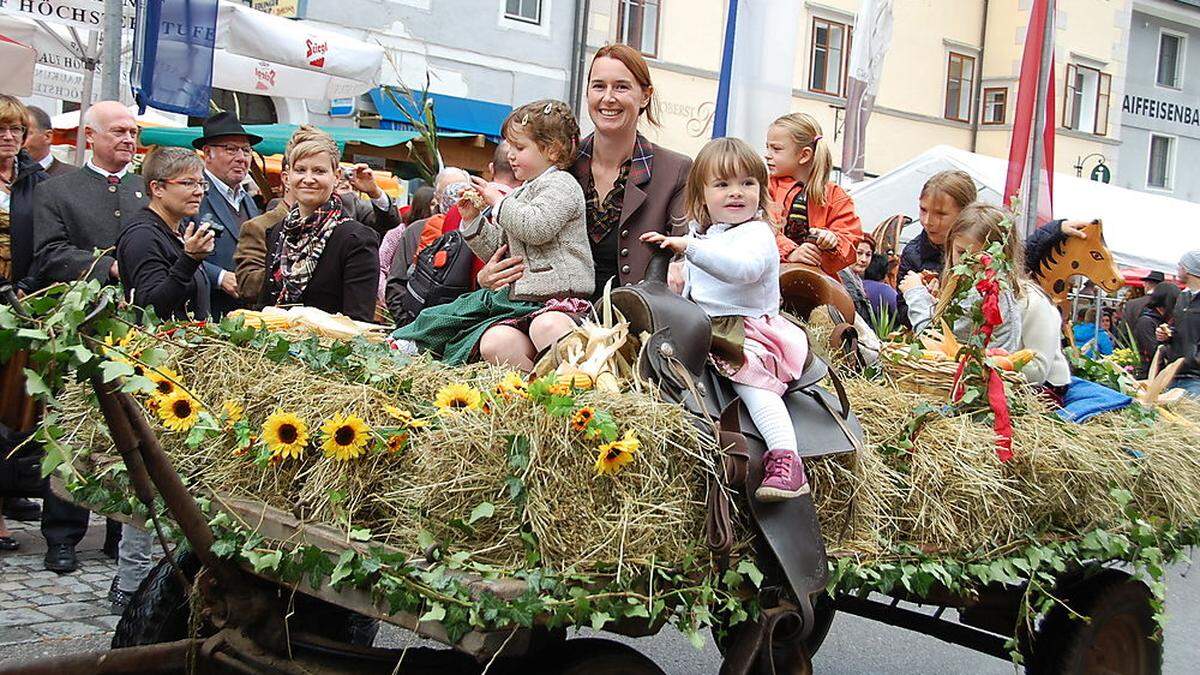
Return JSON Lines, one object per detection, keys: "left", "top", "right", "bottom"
{"left": 642, "top": 137, "right": 811, "bottom": 502}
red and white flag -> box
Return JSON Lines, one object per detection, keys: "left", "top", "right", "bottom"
{"left": 1004, "top": 0, "right": 1057, "bottom": 232}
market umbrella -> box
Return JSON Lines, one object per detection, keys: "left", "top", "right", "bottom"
{"left": 0, "top": 32, "right": 36, "bottom": 97}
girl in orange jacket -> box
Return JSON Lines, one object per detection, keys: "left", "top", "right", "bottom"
{"left": 765, "top": 112, "right": 863, "bottom": 277}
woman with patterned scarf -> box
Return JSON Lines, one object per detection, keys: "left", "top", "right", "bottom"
{"left": 260, "top": 126, "right": 380, "bottom": 322}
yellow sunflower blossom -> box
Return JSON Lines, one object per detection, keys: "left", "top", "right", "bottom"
{"left": 221, "top": 400, "right": 244, "bottom": 427}
{"left": 434, "top": 383, "right": 482, "bottom": 414}
{"left": 547, "top": 382, "right": 571, "bottom": 397}
{"left": 595, "top": 430, "right": 640, "bottom": 476}
{"left": 385, "top": 432, "right": 409, "bottom": 454}
{"left": 383, "top": 404, "right": 428, "bottom": 429}
{"left": 321, "top": 414, "right": 371, "bottom": 461}
{"left": 571, "top": 406, "right": 595, "bottom": 432}
{"left": 147, "top": 367, "right": 183, "bottom": 399}
{"left": 494, "top": 372, "right": 529, "bottom": 400}
{"left": 102, "top": 332, "right": 133, "bottom": 356}
{"left": 156, "top": 390, "right": 202, "bottom": 433}
{"left": 262, "top": 411, "right": 308, "bottom": 460}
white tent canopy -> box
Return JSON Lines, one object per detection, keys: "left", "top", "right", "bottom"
{"left": 212, "top": 0, "right": 383, "bottom": 100}
{"left": 846, "top": 145, "right": 1200, "bottom": 274}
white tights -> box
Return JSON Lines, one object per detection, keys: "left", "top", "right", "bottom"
{"left": 733, "top": 384, "right": 797, "bottom": 453}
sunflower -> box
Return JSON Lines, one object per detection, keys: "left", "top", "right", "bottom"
{"left": 494, "top": 372, "right": 529, "bottom": 400}
{"left": 434, "top": 383, "right": 482, "bottom": 414}
{"left": 594, "top": 430, "right": 640, "bottom": 476}
{"left": 102, "top": 332, "right": 133, "bottom": 356}
{"left": 571, "top": 406, "right": 595, "bottom": 432}
{"left": 384, "top": 405, "right": 428, "bottom": 429}
{"left": 262, "top": 411, "right": 308, "bottom": 460}
{"left": 320, "top": 414, "right": 371, "bottom": 461}
{"left": 547, "top": 382, "right": 571, "bottom": 397}
{"left": 221, "top": 400, "right": 244, "bottom": 426}
{"left": 157, "top": 390, "right": 202, "bottom": 432}
{"left": 147, "top": 367, "right": 182, "bottom": 398}
{"left": 385, "top": 432, "right": 409, "bottom": 454}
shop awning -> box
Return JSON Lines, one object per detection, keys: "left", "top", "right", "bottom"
{"left": 138, "top": 123, "right": 472, "bottom": 157}
{"left": 0, "top": 32, "right": 34, "bottom": 96}
{"left": 369, "top": 89, "right": 511, "bottom": 139}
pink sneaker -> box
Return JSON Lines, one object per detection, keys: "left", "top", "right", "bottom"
{"left": 755, "top": 449, "right": 810, "bottom": 502}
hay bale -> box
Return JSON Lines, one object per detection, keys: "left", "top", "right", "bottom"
{"left": 61, "top": 340, "right": 723, "bottom": 573}
{"left": 61, "top": 333, "right": 1200, "bottom": 571}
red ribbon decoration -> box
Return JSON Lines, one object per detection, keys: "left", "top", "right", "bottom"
{"left": 953, "top": 256, "right": 1015, "bottom": 463}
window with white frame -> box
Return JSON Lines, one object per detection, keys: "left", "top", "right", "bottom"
{"left": 1147, "top": 134, "right": 1175, "bottom": 190}
{"left": 944, "top": 52, "right": 975, "bottom": 122}
{"left": 1156, "top": 31, "right": 1184, "bottom": 88}
{"left": 809, "top": 17, "right": 851, "bottom": 96}
{"left": 617, "top": 0, "right": 660, "bottom": 58}
{"left": 982, "top": 87, "right": 1007, "bottom": 125}
{"left": 1063, "top": 63, "right": 1112, "bottom": 136}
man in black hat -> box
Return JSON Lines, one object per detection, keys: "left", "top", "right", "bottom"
{"left": 195, "top": 111, "right": 263, "bottom": 316}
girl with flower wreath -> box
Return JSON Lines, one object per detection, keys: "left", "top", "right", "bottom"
{"left": 899, "top": 203, "right": 1024, "bottom": 354}
{"left": 393, "top": 100, "right": 593, "bottom": 371}
{"left": 641, "top": 137, "right": 814, "bottom": 503}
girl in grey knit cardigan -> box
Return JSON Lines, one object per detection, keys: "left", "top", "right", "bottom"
{"left": 391, "top": 100, "right": 592, "bottom": 370}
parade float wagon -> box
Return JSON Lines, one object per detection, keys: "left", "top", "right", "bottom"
{"left": 2, "top": 257, "right": 1197, "bottom": 674}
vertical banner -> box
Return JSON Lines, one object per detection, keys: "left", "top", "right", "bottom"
{"left": 841, "top": 0, "right": 893, "bottom": 184}
{"left": 1004, "top": 0, "right": 1056, "bottom": 231}
{"left": 712, "top": 0, "right": 803, "bottom": 146}
{"left": 131, "top": 0, "right": 217, "bottom": 116}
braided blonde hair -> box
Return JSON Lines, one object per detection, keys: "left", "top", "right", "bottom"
{"left": 501, "top": 99, "right": 581, "bottom": 170}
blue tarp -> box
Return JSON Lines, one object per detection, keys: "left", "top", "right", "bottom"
{"left": 369, "top": 88, "right": 511, "bottom": 139}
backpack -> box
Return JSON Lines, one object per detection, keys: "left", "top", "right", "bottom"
{"left": 398, "top": 228, "right": 474, "bottom": 324}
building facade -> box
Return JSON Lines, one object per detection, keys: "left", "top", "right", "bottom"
{"left": 1114, "top": 0, "right": 1200, "bottom": 202}
{"left": 579, "top": 0, "right": 1132, "bottom": 198}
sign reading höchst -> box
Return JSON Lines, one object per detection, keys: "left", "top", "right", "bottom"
{"left": 0, "top": 0, "right": 136, "bottom": 31}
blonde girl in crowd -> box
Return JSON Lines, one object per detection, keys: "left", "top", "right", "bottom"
{"left": 764, "top": 112, "right": 863, "bottom": 277}
{"left": 643, "top": 137, "right": 814, "bottom": 503}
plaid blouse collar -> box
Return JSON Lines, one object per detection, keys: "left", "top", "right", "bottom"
{"left": 578, "top": 133, "right": 654, "bottom": 187}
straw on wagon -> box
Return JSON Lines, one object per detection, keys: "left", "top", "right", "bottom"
{"left": 57, "top": 328, "right": 1200, "bottom": 574}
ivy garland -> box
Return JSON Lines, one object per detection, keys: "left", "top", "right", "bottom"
{"left": 7, "top": 280, "right": 1200, "bottom": 663}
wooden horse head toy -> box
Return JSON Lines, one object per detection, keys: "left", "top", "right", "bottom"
{"left": 1030, "top": 219, "right": 1124, "bottom": 310}
{"left": 870, "top": 214, "right": 912, "bottom": 288}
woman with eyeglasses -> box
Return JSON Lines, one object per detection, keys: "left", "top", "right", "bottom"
{"left": 116, "top": 146, "right": 216, "bottom": 321}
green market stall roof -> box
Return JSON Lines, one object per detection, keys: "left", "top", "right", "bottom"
{"left": 138, "top": 124, "right": 475, "bottom": 157}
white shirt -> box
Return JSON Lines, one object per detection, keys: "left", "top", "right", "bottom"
{"left": 682, "top": 219, "right": 781, "bottom": 318}
{"left": 205, "top": 168, "right": 245, "bottom": 211}
{"left": 86, "top": 160, "right": 128, "bottom": 180}
{"left": 36, "top": 153, "right": 54, "bottom": 171}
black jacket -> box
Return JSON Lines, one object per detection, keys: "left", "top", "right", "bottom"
{"left": 116, "top": 208, "right": 211, "bottom": 321}
{"left": 261, "top": 219, "right": 380, "bottom": 323}
{"left": 1163, "top": 290, "right": 1200, "bottom": 378}
{"left": 896, "top": 231, "right": 943, "bottom": 327}
{"left": 1134, "top": 306, "right": 1164, "bottom": 379}
{"left": 3, "top": 150, "right": 49, "bottom": 291}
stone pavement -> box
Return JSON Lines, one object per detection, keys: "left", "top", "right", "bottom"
{"left": 0, "top": 510, "right": 120, "bottom": 664}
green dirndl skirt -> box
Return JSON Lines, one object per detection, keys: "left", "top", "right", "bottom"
{"left": 391, "top": 288, "right": 539, "bottom": 366}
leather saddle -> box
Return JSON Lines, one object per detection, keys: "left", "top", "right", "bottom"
{"left": 609, "top": 266, "right": 863, "bottom": 654}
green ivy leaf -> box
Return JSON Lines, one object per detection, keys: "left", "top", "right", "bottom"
{"left": 100, "top": 360, "right": 135, "bottom": 383}
{"left": 349, "top": 527, "right": 372, "bottom": 542}
{"left": 22, "top": 369, "right": 52, "bottom": 398}
{"left": 330, "top": 550, "right": 355, "bottom": 585}
{"left": 590, "top": 611, "right": 611, "bottom": 631}
{"left": 737, "top": 560, "right": 764, "bottom": 588}
{"left": 468, "top": 502, "right": 495, "bottom": 525}
{"left": 247, "top": 549, "right": 283, "bottom": 574}
{"left": 420, "top": 603, "right": 446, "bottom": 623}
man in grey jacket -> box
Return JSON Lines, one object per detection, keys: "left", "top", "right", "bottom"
{"left": 337, "top": 162, "right": 401, "bottom": 235}
{"left": 31, "top": 100, "right": 143, "bottom": 574}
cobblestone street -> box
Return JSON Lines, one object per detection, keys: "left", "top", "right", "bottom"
{"left": 0, "top": 512, "right": 118, "bottom": 664}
